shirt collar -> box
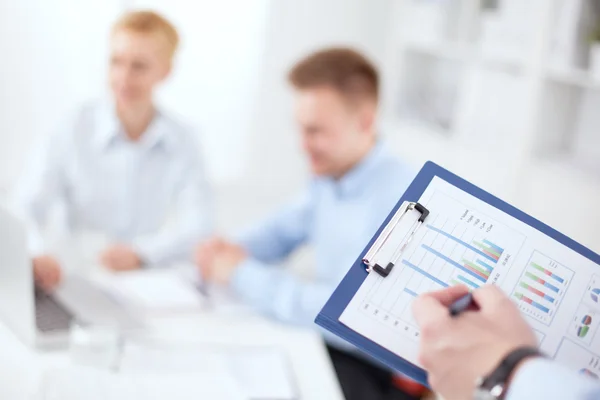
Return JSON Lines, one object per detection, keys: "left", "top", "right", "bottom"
{"left": 93, "top": 102, "right": 174, "bottom": 152}
{"left": 334, "top": 142, "right": 387, "bottom": 197}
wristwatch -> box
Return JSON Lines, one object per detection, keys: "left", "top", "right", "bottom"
{"left": 473, "top": 346, "right": 543, "bottom": 400}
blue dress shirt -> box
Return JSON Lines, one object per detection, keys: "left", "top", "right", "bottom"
{"left": 231, "top": 143, "right": 414, "bottom": 349}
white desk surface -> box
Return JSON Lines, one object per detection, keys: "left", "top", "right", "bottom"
{"left": 0, "top": 294, "right": 344, "bottom": 400}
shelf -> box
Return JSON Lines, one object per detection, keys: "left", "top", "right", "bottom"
{"left": 403, "top": 40, "right": 526, "bottom": 76}
{"left": 384, "top": 118, "right": 455, "bottom": 167}
{"left": 478, "top": 51, "right": 526, "bottom": 76}
{"left": 546, "top": 66, "right": 600, "bottom": 89}
{"left": 404, "top": 40, "right": 472, "bottom": 62}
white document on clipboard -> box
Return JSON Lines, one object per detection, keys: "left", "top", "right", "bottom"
{"left": 340, "top": 177, "right": 600, "bottom": 375}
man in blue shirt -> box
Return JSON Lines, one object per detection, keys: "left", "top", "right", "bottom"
{"left": 196, "top": 48, "right": 416, "bottom": 399}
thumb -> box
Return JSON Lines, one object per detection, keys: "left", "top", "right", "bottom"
{"left": 412, "top": 294, "right": 449, "bottom": 329}
{"left": 472, "top": 285, "right": 508, "bottom": 311}
{"left": 424, "top": 285, "right": 470, "bottom": 307}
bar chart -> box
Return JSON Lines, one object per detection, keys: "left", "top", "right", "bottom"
{"left": 510, "top": 251, "right": 574, "bottom": 325}
{"left": 357, "top": 189, "right": 526, "bottom": 331}
{"left": 554, "top": 338, "right": 600, "bottom": 377}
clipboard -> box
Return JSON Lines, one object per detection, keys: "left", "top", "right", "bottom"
{"left": 315, "top": 161, "right": 600, "bottom": 386}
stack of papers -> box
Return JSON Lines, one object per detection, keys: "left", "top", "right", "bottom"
{"left": 35, "top": 366, "right": 244, "bottom": 400}
{"left": 97, "top": 269, "right": 208, "bottom": 314}
{"left": 119, "top": 344, "right": 298, "bottom": 400}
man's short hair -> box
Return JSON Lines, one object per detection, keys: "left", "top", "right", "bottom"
{"left": 288, "top": 48, "right": 379, "bottom": 105}
{"left": 112, "top": 10, "right": 180, "bottom": 59}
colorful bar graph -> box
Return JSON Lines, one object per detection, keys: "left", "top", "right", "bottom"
{"left": 463, "top": 259, "right": 491, "bottom": 279}
{"left": 524, "top": 271, "right": 560, "bottom": 293}
{"left": 530, "top": 262, "right": 565, "bottom": 283}
{"left": 518, "top": 282, "right": 555, "bottom": 303}
{"left": 476, "top": 259, "right": 494, "bottom": 272}
{"left": 426, "top": 225, "right": 498, "bottom": 264}
{"left": 402, "top": 260, "right": 449, "bottom": 288}
{"left": 483, "top": 239, "right": 504, "bottom": 254}
{"left": 514, "top": 293, "right": 550, "bottom": 313}
{"left": 403, "top": 288, "right": 418, "bottom": 297}
{"left": 421, "top": 245, "right": 488, "bottom": 283}
{"left": 450, "top": 279, "right": 461, "bottom": 286}
{"left": 472, "top": 241, "right": 501, "bottom": 262}
{"left": 457, "top": 275, "right": 479, "bottom": 289}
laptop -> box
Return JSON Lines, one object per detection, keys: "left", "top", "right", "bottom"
{"left": 0, "top": 206, "right": 143, "bottom": 349}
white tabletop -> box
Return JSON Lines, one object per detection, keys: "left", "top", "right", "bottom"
{"left": 0, "top": 291, "right": 343, "bottom": 400}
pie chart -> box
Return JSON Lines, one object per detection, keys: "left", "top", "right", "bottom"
{"left": 578, "top": 325, "right": 590, "bottom": 338}
{"left": 591, "top": 288, "right": 600, "bottom": 303}
{"left": 579, "top": 368, "right": 599, "bottom": 379}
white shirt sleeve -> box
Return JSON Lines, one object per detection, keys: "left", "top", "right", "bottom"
{"left": 507, "top": 358, "right": 600, "bottom": 400}
{"left": 11, "top": 126, "right": 70, "bottom": 256}
{"left": 131, "top": 141, "right": 213, "bottom": 265}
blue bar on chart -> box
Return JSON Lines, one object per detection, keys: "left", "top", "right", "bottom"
{"left": 483, "top": 239, "right": 504, "bottom": 254}
{"left": 421, "top": 245, "right": 488, "bottom": 283}
{"left": 514, "top": 292, "right": 550, "bottom": 313}
{"left": 403, "top": 288, "right": 418, "bottom": 297}
{"left": 426, "top": 225, "right": 498, "bottom": 264}
{"left": 476, "top": 259, "right": 494, "bottom": 272}
{"left": 457, "top": 275, "right": 480, "bottom": 289}
{"left": 530, "top": 262, "right": 565, "bottom": 284}
{"left": 401, "top": 260, "right": 449, "bottom": 288}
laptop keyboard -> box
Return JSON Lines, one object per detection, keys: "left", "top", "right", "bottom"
{"left": 35, "top": 289, "right": 75, "bottom": 333}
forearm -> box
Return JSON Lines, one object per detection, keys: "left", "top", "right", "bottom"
{"left": 231, "top": 259, "right": 355, "bottom": 350}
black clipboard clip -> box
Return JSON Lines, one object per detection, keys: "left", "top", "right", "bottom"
{"left": 362, "top": 201, "right": 429, "bottom": 278}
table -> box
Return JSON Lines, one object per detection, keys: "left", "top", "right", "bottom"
{"left": 0, "top": 289, "right": 344, "bottom": 400}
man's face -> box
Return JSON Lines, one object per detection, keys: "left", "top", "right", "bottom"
{"left": 109, "top": 30, "right": 171, "bottom": 106}
{"left": 294, "top": 86, "right": 372, "bottom": 177}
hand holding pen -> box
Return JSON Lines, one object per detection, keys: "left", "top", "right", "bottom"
{"left": 411, "top": 285, "right": 537, "bottom": 400}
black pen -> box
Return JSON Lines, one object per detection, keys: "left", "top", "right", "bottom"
{"left": 449, "top": 292, "right": 475, "bottom": 316}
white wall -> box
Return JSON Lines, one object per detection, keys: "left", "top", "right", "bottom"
{"left": 0, "top": 0, "right": 270, "bottom": 188}
{"left": 212, "top": 0, "right": 395, "bottom": 230}
{"left": 0, "top": 0, "right": 395, "bottom": 230}
{"left": 0, "top": 0, "right": 121, "bottom": 189}
{"left": 245, "top": 0, "right": 393, "bottom": 194}
{"left": 128, "top": 0, "right": 270, "bottom": 183}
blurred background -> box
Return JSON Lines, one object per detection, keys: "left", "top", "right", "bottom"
{"left": 1, "top": 0, "right": 600, "bottom": 250}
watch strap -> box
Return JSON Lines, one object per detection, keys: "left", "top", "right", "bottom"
{"left": 478, "top": 346, "right": 543, "bottom": 399}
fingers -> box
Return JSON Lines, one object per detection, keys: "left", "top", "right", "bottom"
{"left": 195, "top": 237, "right": 230, "bottom": 267}
{"left": 472, "top": 285, "right": 508, "bottom": 311}
{"left": 412, "top": 294, "right": 449, "bottom": 329}
{"left": 413, "top": 285, "right": 470, "bottom": 327}
{"left": 33, "top": 258, "right": 62, "bottom": 291}
{"left": 424, "top": 285, "right": 470, "bottom": 307}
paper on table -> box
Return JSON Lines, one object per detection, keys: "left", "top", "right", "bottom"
{"left": 178, "top": 265, "right": 254, "bottom": 314}
{"left": 120, "top": 344, "right": 298, "bottom": 400}
{"left": 103, "top": 269, "right": 207, "bottom": 313}
{"left": 35, "top": 366, "right": 245, "bottom": 400}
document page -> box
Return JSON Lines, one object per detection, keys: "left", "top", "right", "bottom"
{"left": 340, "top": 177, "right": 600, "bottom": 376}
{"left": 101, "top": 269, "right": 207, "bottom": 312}
{"left": 36, "top": 366, "right": 244, "bottom": 400}
{"left": 120, "top": 344, "right": 298, "bottom": 400}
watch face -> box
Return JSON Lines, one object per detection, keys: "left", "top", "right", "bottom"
{"left": 473, "top": 388, "right": 500, "bottom": 400}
